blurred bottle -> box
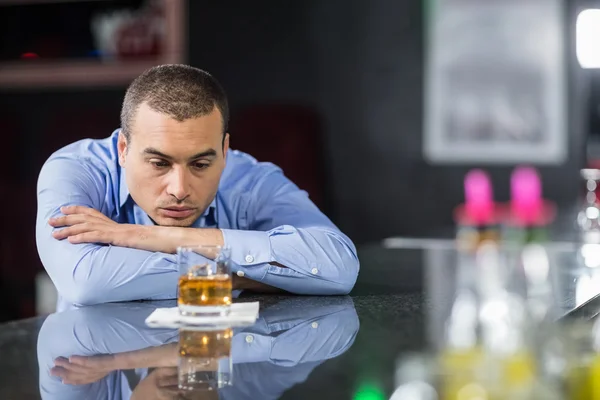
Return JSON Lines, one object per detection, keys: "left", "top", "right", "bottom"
{"left": 520, "top": 244, "right": 566, "bottom": 399}
{"left": 454, "top": 169, "right": 500, "bottom": 252}
{"left": 561, "top": 319, "right": 595, "bottom": 400}
{"left": 442, "top": 170, "right": 500, "bottom": 400}
{"left": 503, "top": 166, "right": 556, "bottom": 245}
{"left": 577, "top": 169, "right": 600, "bottom": 243}
{"left": 438, "top": 240, "right": 489, "bottom": 400}
{"left": 475, "top": 241, "right": 537, "bottom": 399}
{"left": 390, "top": 354, "right": 439, "bottom": 400}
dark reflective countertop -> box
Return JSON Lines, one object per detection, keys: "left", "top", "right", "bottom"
{"left": 1, "top": 240, "right": 598, "bottom": 399}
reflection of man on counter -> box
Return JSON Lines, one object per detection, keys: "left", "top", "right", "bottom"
{"left": 36, "top": 64, "right": 359, "bottom": 311}
{"left": 37, "top": 298, "right": 359, "bottom": 399}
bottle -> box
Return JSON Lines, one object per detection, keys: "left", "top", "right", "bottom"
{"left": 440, "top": 170, "right": 499, "bottom": 399}
{"left": 504, "top": 166, "right": 556, "bottom": 244}
{"left": 454, "top": 169, "right": 500, "bottom": 251}
{"left": 475, "top": 241, "right": 536, "bottom": 399}
{"left": 521, "top": 244, "right": 566, "bottom": 399}
{"left": 577, "top": 168, "right": 600, "bottom": 242}
{"left": 390, "top": 354, "right": 438, "bottom": 400}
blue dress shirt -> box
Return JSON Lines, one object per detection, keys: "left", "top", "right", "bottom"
{"left": 37, "top": 298, "right": 359, "bottom": 399}
{"left": 36, "top": 130, "right": 359, "bottom": 311}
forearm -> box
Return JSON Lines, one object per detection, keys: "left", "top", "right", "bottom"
{"left": 148, "top": 226, "right": 224, "bottom": 254}
{"left": 153, "top": 227, "right": 284, "bottom": 292}
{"left": 115, "top": 343, "right": 178, "bottom": 369}
{"left": 221, "top": 226, "right": 360, "bottom": 295}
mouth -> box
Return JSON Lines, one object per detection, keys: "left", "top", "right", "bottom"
{"left": 159, "top": 207, "right": 197, "bottom": 219}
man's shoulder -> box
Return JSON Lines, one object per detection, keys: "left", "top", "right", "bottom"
{"left": 221, "top": 149, "right": 283, "bottom": 190}
{"left": 41, "top": 131, "right": 120, "bottom": 175}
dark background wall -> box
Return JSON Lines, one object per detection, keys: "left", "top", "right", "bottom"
{"left": 188, "top": 0, "right": 587, "bottom": 243}
{"left": 0, "top": 0, "right": 589, "bottom": 320}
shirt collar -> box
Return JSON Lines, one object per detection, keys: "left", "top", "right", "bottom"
{"left": 118, "top": 165, "right": 217, "bottom": 223}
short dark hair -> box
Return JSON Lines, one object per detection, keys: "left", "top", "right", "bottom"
{"left": 120, "top": 64, "right": 229, "bottom": 143}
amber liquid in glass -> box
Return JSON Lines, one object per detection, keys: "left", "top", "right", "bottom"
{"left": 178, "top": 328, "right": 233, "bottom": 390}
{"left": 178, "top": 272, "right": 232, "bottom": 316}
{"left": 179, "top": 328, "right": 232, "bottom": 358}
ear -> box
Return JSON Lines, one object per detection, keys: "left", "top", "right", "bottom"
{"left": 222, "top": 133, "right": 230, "bottom": 163}
{"left": 117, "top": 131, "right": 128, "bottom": 168}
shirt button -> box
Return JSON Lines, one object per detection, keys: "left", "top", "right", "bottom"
{"left": 311, "top": 268, "right": 318, "bottom": 274}
{"left": 237, "top": 271, "right": 245, "bottom": 277}
{"left": 245, "top": 255, "right": 254, "bottom": 263}
{"left": 311, "top": 322, "right": 319, "bottom": 329}
{"left": 245, "top": 335, "right": 254, "bottom": 343}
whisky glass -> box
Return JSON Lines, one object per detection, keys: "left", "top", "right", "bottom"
{"left": 177, "top": 245, "right": 232, "bottom": 317}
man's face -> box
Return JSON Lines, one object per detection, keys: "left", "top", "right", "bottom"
{"left": 118, "top": 102, "right": 229, "bottom": 227}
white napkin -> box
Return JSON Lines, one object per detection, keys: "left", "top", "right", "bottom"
{"left": 145, "top": 302, "right": 259, "bottom": 328}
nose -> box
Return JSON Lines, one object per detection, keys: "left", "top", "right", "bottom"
{"left": 166, "top": 167, "right": 190, "bottom": 202}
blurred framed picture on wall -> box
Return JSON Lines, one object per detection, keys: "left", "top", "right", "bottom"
{"left": 423, "top": 0, "right": 567, "bottom": 164}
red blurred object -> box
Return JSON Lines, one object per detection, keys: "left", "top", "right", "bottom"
{"left": 588, "top": 159, "right": 600, "bottom": 170}
{"left": 114, "top": 0, "right": 165, "bottom": 59}
{"left": 20, "top": 52, "right": 39, "bottom": 59}
{"left": 229, "top": 104, "right": 327, "bottom": 210}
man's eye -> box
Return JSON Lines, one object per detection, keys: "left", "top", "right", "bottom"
{"left": 151, "top": 160, "right": 170, "bottom": 168}
{"left": 193, "top": 163, "right": 210, "bottom": 170}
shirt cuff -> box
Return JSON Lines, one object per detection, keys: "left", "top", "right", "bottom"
{"left": 220, "top": 229, "right": 273, "bottom": 279}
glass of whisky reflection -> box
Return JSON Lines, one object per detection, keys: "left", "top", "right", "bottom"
{"left": 178, "top": 326, "right": 233, "bottom": 391}
{"left": 177, "top": 245, "right": 232, "bottom": 317}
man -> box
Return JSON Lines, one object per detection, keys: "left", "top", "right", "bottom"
{"left": 36, "top": 64, "right": 359, "bottom": 311}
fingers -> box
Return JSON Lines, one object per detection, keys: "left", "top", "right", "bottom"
{"left": 51, "top": 223, "right": 94, "bottom": 240}
{"left": 50, "top": 366, "right": 69, "bottom": 378}
{"left": 60, "top": 205, "right": 102, "bottom": 216}
{"left": 155, "top": 368, "right": 179, "bottom": 388}
{"left": 48, "top": 214, "right": 91, "bottom": 228}
{"left": 67, "top": 355, "right": 90, "bottom": 366}
{"left": 53, "top": 357, "right": 80, "bottom": 371}
{"left": 51, "top": 223, "right": 111, "bottom": 244}
{"left": 68, "top": 231, "right": 110, "bottom": 244}
{"left": 50, "top": 362, "right": 84, "bottom": 385}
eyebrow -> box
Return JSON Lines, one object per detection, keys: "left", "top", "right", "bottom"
{"left": 143, "top": 147, "right": 217, "bottom": 161}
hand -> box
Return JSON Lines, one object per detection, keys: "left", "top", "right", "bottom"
{"left": 49, "top": 205, "right": 168, "bottom": 252}
{"left": 50, "top": 355, "right": 116, "bottom": 385}
{"left": 49, "top": 206, "right": 139, "bottom": 247}
{"left": 49, "top": 205, "right": 224, "bottom": 254}
{"left": 132, "top": 367, "right": 182, "bottom": 400}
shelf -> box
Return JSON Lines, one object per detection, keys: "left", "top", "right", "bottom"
{"left": 0, "top": 0, "right": 109, "bottom": 5}
{"left": 0, "top": 58, "right": 181, "bottom": 88}
{"left": 0, "top": 0, "right": 186, "bottom": 88}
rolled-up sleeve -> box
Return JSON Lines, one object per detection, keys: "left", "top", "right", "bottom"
{"left": 36, "top": 157, "right": 180, "bottom": 306}
{"left": 221, "top": 168, "right": 359, "bottom": 295}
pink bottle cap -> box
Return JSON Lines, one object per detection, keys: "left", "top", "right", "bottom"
{"left": 464, "top": 169, "right": 494, "bottom": 224}
{"left": 511, "top": 166, "right": 542, "bottom": 225}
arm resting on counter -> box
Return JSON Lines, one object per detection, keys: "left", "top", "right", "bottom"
{"left": 219, "top": 168, "right": 360, "bottom": 295}
{"left": 36, "top": 157, "right": 182, "bottom": 305}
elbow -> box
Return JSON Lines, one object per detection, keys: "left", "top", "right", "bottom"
{"left": 319, "top": 234, "right": 360, "bottom": 295}
{"left": 334, "top": 260, "right": 359, "bottom": 295}
{"left": 319, "top": 253, "right": 360, "bottom": 296}
{"left": 40, "top": 251, "right": 103, "bottom": 307}
{"left": 333, "top": 239, "right": 360, "bottom": 295}
{"left": 63, "top": 284, "right": 102, "bottom": 306}
{"left": 319, "top": 229, "right": 360, "bottom": 294}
